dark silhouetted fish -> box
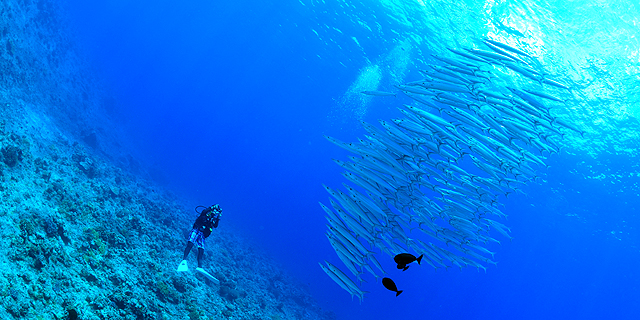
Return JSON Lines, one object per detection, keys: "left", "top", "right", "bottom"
{"left": 382, "top": 277, "right": 403, "bottom": 297}
{"left": 394, "top": 253, "right": 424, "bottom": 271}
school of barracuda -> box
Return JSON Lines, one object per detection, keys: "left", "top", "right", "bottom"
{"left": 319, "top": 38, "right": 584, "bottom": 302}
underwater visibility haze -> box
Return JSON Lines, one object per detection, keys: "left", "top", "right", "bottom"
{"left": 1, "top": 0, "right": 639, "bottom": 319}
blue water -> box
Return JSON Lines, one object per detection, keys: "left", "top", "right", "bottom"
{"left": 64, "top": 0, "right": 640, "bottom": 319}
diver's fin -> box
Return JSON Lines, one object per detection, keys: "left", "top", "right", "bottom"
{"left": 196, "top": 268, "right": 220, "bottom": 285}
{"left": 177, "top": 260, "right": 189, "bottom": 272}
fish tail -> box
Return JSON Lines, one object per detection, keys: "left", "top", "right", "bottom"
{"left": 360, "top": 291, "right": 369, "bottom": 304}
{"left": 417, "top": 254, "right": 424, "bottom": 265}
{"left": 357, "top": 273, "right": 368, "bottom": 285}
{"left": 396, "top": 290, "right": 403, "bottom": 297}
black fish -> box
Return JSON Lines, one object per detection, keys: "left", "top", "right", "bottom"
{"left": 382, "top": 277, "right": 403, "bottom": 297}
{"left": 394, "top": 253, "right": 423, "bottom": 271}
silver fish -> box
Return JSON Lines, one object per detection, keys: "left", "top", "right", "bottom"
{"left": 361, "top": 90, "right": 397, "bottom": 97}
{"left": 484, "top": 38, "right": 532, "bottom": 58}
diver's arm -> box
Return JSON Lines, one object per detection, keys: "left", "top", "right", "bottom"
{"left": 212, "top": 216, "right": 220, "bottom": 228}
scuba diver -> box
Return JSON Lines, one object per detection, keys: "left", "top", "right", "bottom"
{"left": 177, "top": 204, "right": 222, "bottom": 282}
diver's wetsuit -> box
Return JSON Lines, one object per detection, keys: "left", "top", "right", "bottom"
{"left": 193, "top": 210, "right": 220, "bottom": 237}
{"left": 183, "top": 206, "right": 221, "bottom": 268}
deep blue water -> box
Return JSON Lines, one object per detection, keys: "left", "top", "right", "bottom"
{"left": 65, "top": 0, "right": 640, "bottom": 319}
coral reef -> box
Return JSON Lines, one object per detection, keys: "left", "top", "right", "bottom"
{"left": 1, "top": 109, "right": 336, "bottom": 320}
{"left": 0, "top": 1, "right": 336, "bottom": 320}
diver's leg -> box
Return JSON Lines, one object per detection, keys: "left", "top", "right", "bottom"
{"left": 183, "top": 241, "right": 194, "bottom": 260}
{"left": 197, "top": 248, "right": 204, "bottom": 268}
{"left": 177, "top": 241, "right": 194, "bottom": 272}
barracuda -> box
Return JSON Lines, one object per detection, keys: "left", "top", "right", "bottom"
{"left": 488, "top": 103, "right": 534, "bottom": 125}
{"left": 482, "top": 40, "right": 529, "bottom": 65}
{"left": 423, "top": 69, "right": 471, "bottom": 86}
{"left": 341, "top": 171, "right": 389, "bottom": 202}
{"left": 507, "top": 87, "right": 547, "bottom": 112}
{"left": 522, "top": 149, "right": 548, "bottom": 168}
{"left": 542, "top": 77, "right": 571, "bottom": 91}
{"left": 505, "top": 62, "right": 542, "bottom": 82}
{"left": 361, "top": 90, "right": 397, "bottom": 97}
{"left": 379, "top": 120, "right": 418, "bottom": 146}
{"left": 394, "top": 84, "right": 436, "bottom": 96}
{"left": 393, "top": 117, "right": 434, "bottom": 137}
{"left": 553, "top": 117, "right": 585, "bottom": 137}
{"left": 523, "top": 89, "right": 565, "bottom": 103}
{"left": 434, "top": 97, "right": 474, "bottom": 112}
{"left": 477, "top": 89, "right": 508, "bottom": 101}
{"left": 328, "top": 228, "right": 369, "bottom": 263}
{"left": 511, "top": 97, "right": 544, "bottom": 119}
{"left": 484, "top": 38, "right": 532, "bottom": 58}
{"left": 357, "top": 155, "right": 409, "bottom": 186}
{"left": 344, "top": 184, "right": 386, "bottom": 217}
{"left": 465, "top": 48, "right": 516, "bottom": 63}
{"left": 449, "top": 106, "right": 489, "bottom": 131}
{"left": 321, "top": 200, "right": 350, "bottom": 224}
{"left": 347, "top": 159, "right": 398, "bottom": 192}
{"left": 325, "top": 135, "right": 371, "bottom": 155}
{"left": 435, "top": 92, "right": 470, "bottom": 105}
{"left": 488, "top": 127, "right": 514, "bottom": 146}
{"left": 403, "top": 104, "right": 455, "bottom": 130}
{"left": 432, "top": 54, "right": 480, "bottom": 73}
{"left": 531, "top": 137, "right": 560, "bottom": 155}
{"left": 533, "top": 120, "right": 564, "bottom": 138}
{"left": 428, "top": 65, "right": 473, "bottom": 84}
{"left": 324, "top": 261, "right": 367, "bottom": 301}
{"left": 321, "top": 41, "right": 580, "bottom": 298}
{"left": 419, "top": 80, "right": 470, "bottom": 94}
{"left": 444, "top": 65, "right": 492, "bottom": 81}
{"left": 447, "top": 47, "right": 491, "bottom": 63}
{"left": 365, "top": 146, "right": 405, "bottom": 171}
{"left": 327, "top": 234, "right": 367, "bottom": 282}
{"left": 320, "top": 262, "right": 363, "bottom": 302}
{"left": 329, "top": 198, "right": 376, "bottom": 240}
{"left": 330, "top": 186, "right": 376, "bottom": 228}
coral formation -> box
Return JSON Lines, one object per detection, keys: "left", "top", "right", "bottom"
{"left": 1, "top": 144, "right": 23, "bottom": 167}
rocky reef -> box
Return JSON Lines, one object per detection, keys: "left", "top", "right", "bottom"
{"left": 0, "top": 112, "right": 334, "bottom": 319}
{"left": 0, "top": 1, "right": 335, "bottom": 319}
